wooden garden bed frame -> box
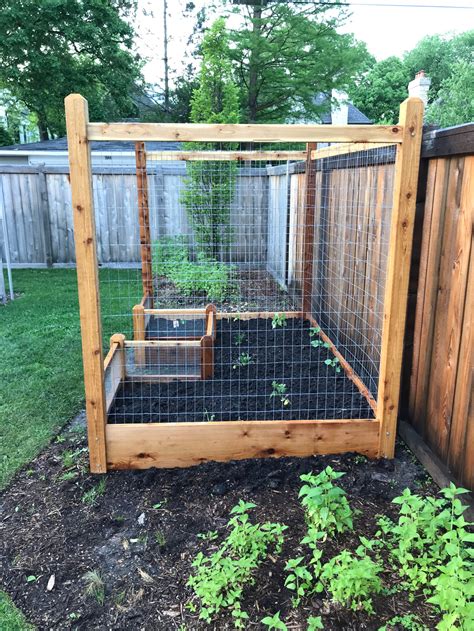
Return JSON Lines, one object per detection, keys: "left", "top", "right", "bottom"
{"left": 65, "top": 94, "right": 423, "bottom": 473}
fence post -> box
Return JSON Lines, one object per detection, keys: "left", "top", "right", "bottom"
{"left": 135, "top": 142, "right": 154, "bottom": 304}
{"left": 37, "top": 164, "right": 53, "bottom": 267}
{"left": 65, "top": 93, "right": 107, "bottom": 473}
{"left": 377, "top": 97, "right": 424, "bottom": 458}
{"left": 301, "top": 142, "right": 317, "bottom": 314}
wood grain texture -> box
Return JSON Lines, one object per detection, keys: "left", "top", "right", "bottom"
{"left": 106, "top": 419, "right": 380, "bottom": 470}
{"left": 88, "top": 122, "right": 403, "bottom": 144}
{"left": 135, "top": 142, "right": 153, "bottom": 301}
{"left": 302, "top": 143, "right": 317, "bottom": 313}
{"left": 377, "top": 98, "right": 424, "bottom": 458}
{"left": 65, "top": 93, "right": 107, "bottom": 473}
{"left": 147, "top": 150, "right": 308, "bottom": 161}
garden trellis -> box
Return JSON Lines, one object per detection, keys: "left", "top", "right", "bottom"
{"left": 65, "top": 94, "right": 423, "bottom": 473}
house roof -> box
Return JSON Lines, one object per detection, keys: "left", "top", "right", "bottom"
{"left": 0, "top": 137, "right": 181, "bottom": 152}
{"left": 313, "top": 93, "right": 372, "bottom": 124}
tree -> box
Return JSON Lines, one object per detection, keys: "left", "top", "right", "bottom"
{"left": 426, "top": 61, "right": 474, "bottom": 127}
{"left": 0, "top": 0, "right": 143, "bottom": 139}
{"left": 348, "top": 57, "right": 410, "bottom": 124}
{"left": 181, "top": 18, "right": 240, "bottom": 259}
{"left": 0, "top": 124, "right": 13, "bottom": 147}
{"left": 226, "top": 0, "right": 372, "bottom": 122}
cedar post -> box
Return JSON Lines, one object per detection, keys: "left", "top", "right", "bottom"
{"left": 302, "top": 142, "right": 317, "bottom": 314}
{"left": 135, "top": 142, "right": 154, "bottom": 304}
{"left": 65, "top": 94, "right": 107, "bottom": 473}
{"left": 132, "top": 303, "right": 146, "bottom": 365}
{"left": 377, "top": 97, "right": 424, "bottom": 458}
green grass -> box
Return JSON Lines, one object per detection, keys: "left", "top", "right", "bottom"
{"left": 0, "top": 268, "right": 142, "bottom": 489}
{"left": 0, "top": 592, "right": 34, "bottom": 630}
{"left": 1, "top": 268, "right": 142, "bottom": 629}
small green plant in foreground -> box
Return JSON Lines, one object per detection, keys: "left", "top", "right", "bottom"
{"left": 378, "top": 614, "right": 426, "bottom": 631}
{"left": 270, "top": 381, "right": 291, "bottom": 406}
{"left": 324, "top": 356, "right": 341, "bottom": 373}
{"left": 284, "top": 556, "right": 313, "bottom": 606}
{"left": 271, "top": 312, "right": 287, "bottom": 329}
{"left": 319, "top": 549, "right": 383, "bottom": 614}
{"left": 262, "top": 611, "right": 287, "bottom": 630}
{"left": 307, "top": 616, "right": 324, "bottom": 630}
{"left": 234, "top": 333, "right": 246, "bottom": 345}
{"left": 82, "top": 478, "right": 106, "bottom": 505}
{"left": 233, "top": 352, "right": 253, "bottom": 369}
{"left": 83, "top": 570, "right": 105, "bottom": 605}
{"left": 187, "top": 500, "right": 286, "bottom": 628}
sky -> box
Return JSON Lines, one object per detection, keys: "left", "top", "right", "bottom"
{"left": 135, "top": 0, "right": 474, "bottom": 86}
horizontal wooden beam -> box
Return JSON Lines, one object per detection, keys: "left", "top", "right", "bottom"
{"left": 87, "top": 122, "right": 403, "bottom": 144}
{"left": 146, "top": 150, "right": 308, "bottom": 161}
{"left": 144, "top": 308, "right": 206, "bottom": 316}
{"left": 124, "top": 339, "right": 201, "bottom": 348}
{"left": 216, "top": 310, "right": 303, "bottom": 320}
{"left": 310, "top": 142, "right": 396, "bottom": 161}
{"left": 106, "top": 419, "right": 380, "bottom": 469}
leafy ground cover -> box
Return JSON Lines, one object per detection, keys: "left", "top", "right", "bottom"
{"left": 1, "top": 431, "right": 472, "bottom": 630}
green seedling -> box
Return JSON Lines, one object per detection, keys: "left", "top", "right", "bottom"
{"left": 203, "top": 409, "right": 216, "bottom": 422}
{"left": 272, "top": 313, "right": 287, "bottom": 329}
{"left": 284, "top": 556, "right": 313, "bottom": 606}
{"left": 378, "top": 614, "right": 426, "bottom": 631}
{"left": 83, "top": 570, "right": 105, "bottom": 605}
{"left": 82, "top": 478, "right": 106, "bottom": 505}
{"left": 152, "top": 500, "right": 167, "bottom": 510}
{"left": 309, "top": 326, "right": 330, "bottom": 349}
{"left": 307, "top": 616, "right": 324, "bottom": 630}
{"left": 197, "top": 530, "right": 219, "bottom": 542}
{"left": 233, "top": 352, "right": 253, "bottom": 369}
{"left": 234, "top": 333, "right": 246, "bottom": 345}
{"left": 270, "top": 381, "right": 291, "bottom": 406}
{"left": 324, "top": 356, "right": 341, "bottom": 373}
{"left": 26, "top": 575, "right": 37, "bottom": 583}
{"left": 154, "top": 530, "right": 166, "bottom": 547}
{"left": 262, "top": 611, "right": 287, "bottom": 630}
{"left": 59, "top": 470, "right": 77, "bottom": 482}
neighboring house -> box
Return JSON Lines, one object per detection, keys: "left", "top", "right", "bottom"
{"left": 0, "top": 137, "right": 181, "bottom": 166}
{"left": 308, "top": 90, "right": 372, "bottom": 125}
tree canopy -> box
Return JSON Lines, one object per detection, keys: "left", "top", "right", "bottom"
{"left": 225, "top": 0, "right": 372, "bottom": 123}
{"left": 0, "top": 0, "right": 143, "bottom": 139}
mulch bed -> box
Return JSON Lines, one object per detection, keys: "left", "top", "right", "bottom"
{"left": 110, "top": 318, "right": 374, "bottom": 423}
{"left": 0, "top": 424, "right": 441, "bottom": 630}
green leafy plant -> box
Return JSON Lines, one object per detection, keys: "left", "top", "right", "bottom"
{"left": 154, "top": 530, "right": 166, "bottom": 547}
{"left": 299, "top": 467, "right": 353, "bottom": 545}
{"left": 83, "top": 570, "right": 105, "bottom": 605}
{"left": 197, "top": 530, "right": 219, "bottom": 542}
{"left": 233, "top": 352, "right": 253, "bottom": 369}
{"left": 234, "top": 333, "right": 246, "bottom": 345}
{"left": 270, "top": 381, "right": 290, "bottom": 406}
{"left": 324, "top": 356, "right": 341, "bottom": 373}
{"left": 309, "top": 326, "right": 329, "bottom": 349}
{"left": 284, "top": 556, "right": 313, "bottom": 606}
{"left": 378, "top": 614, "right": 426, "bottom": 631}
{"left": 262, "top": 611, "right": 287, "bottom": 630}
{"left": 81, "top": 478, "right": 106, "bottom": 505}
{"left": 187, "top": 500, "right": 286, "bottom": 627}
{"left": 307, "top": 616, "right": 324, "bottom": 631}
{"left": 377, "top": 484, "right": 473, "bottom": 628}
{"left": 271, "top": 313, "right": 287, "bottom": 329}
{"left": 26, "top": 575, "right": 37, "bottom": 583}
{"left": 319, "top": 549, "right": 383, "bottom": 614}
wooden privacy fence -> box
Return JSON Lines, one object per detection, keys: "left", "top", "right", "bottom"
{"left": 406, "top": 124, "right": 474, "bottom": 491}
{"left": 0, "top": 164, "right": 269, "bottom": 266}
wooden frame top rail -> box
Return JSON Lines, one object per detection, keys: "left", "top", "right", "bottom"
{"left": 124, "top": 340, "right": 201, "bottom": 348}
{"left": 146, "top": 150, "right": 308, "bottom": 161}
{"left": 87, "top": 122, "right": 403, "bottom": 144}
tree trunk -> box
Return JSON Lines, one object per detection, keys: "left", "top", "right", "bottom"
{"left": 38, "top": 118, "right": 49, "bottom": 141}
{"left": 248, "top": 2, "right": 263, "bottom": 123}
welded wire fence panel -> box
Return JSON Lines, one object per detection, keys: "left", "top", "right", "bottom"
{"left": 97, "top": 142, "right": 395, "bottom": 425}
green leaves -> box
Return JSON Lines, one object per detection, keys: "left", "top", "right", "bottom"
{"left": 187, "top": 500, "right": 286, "bottom": 627}
{"left": 262, "top": 611, "right": 287, "bottom": 630}
{"left": 271, "top": 313, "right": 287, "bottom": 329}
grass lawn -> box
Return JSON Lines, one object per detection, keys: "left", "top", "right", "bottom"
{"left": 0, "top": 268, "right": 141, "bottom": 489}
{"left": 1, "top": 268, "right": 141, "bottom": 629}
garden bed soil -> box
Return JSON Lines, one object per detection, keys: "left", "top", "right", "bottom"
{"left": 110, "top": 318, "right": 374, "bottom": 423}
{"left": 153, "top": 268, "right": 297, "bottom": 313}
{"left": 0, "top": 428, "right": 442, "bottom": 630}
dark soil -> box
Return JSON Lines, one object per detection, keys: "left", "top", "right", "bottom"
{"left": 0, "top": 424, "right": 442, "bottom": 630}
{"left": 154, "top": 269, "right": 297, "bottom": 313}
{"left": 110, "top": 318, "right": 374, "bottom": 423}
